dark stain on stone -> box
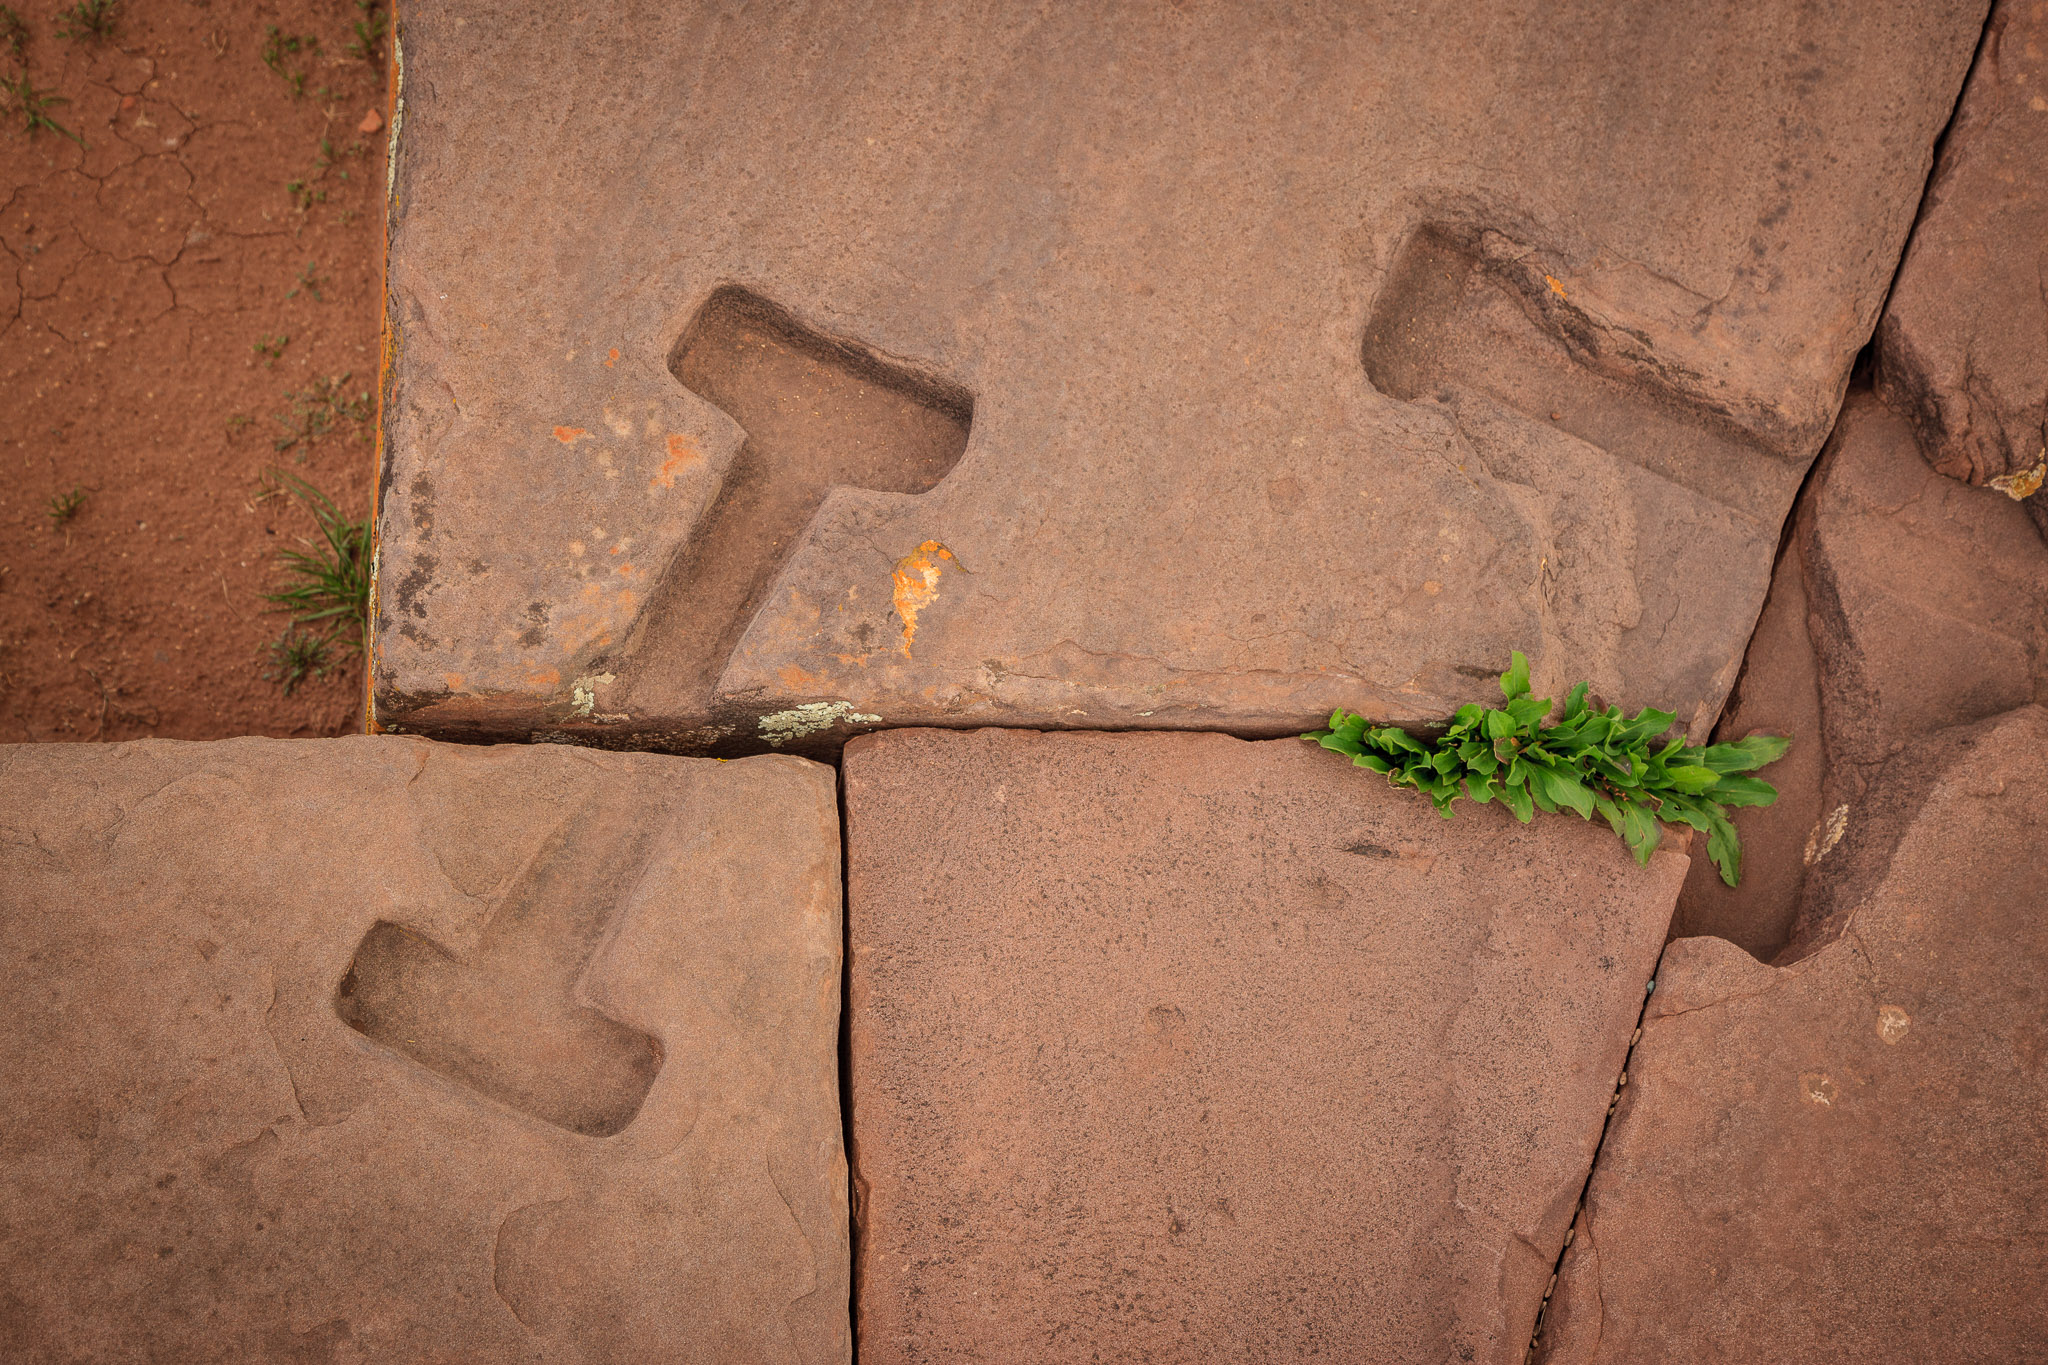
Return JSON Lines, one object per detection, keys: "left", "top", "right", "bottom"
{"left": 1344, "top": 841, "right": 1397, "bottom": 858}
{"left": 394, "top": 555, "right": 437, "bottom": 620}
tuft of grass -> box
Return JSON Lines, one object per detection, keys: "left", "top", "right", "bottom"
{"left": 52, "top": 0, "right": 114, "bottom": 42}
{"left": 260, "top": 472, "right": 370, "bottom": 673}
{"left": 344, "top": 1, "right": 385, "bottom": 63}
{"left": 45, "top": 485, "right": 85, "bottom": 527}
{"left": 1, "top": 6, "right": 29, "bottom": 65}
{"left": 4, "top": 71, "right": 81, "bottom": 144}
{"left": 1306, "top": 651, "right": 1790, "bottom": 886}
{"left": 270, "top": 371, "right": 372, "bottom": 454}
{"left": 260, "top": 25, "right": 317, "bottom": 97}
{"left": 252, "top": 333, "right": 290, "bottom": 367}
{"left": 264, "top": 627, "right": 334, "bottom": 696}
{"left": 286, "top": 259, "right": 324, "bottom": 301}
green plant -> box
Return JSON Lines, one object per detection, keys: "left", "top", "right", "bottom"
{"left": 4, "top": 71, "right": 81, "bottom": 144}
{"left": 344, "top": 2, "right": 385, "bottom": 62}
{"left": 45, "top": 484, "right": 85, "bottom": 526}
{"left": 1, "top": 6, "right": 30, "bottom": 64}
{"left": 264, "top": 627, "right": 334, "bottom": 695}
{"left": 1305, "top": 652, "right": 1789, "bottom": 886}
{"left": 252, "top": 333, "right": 290, "bottom": 367}
{"left": 286, "top": 259, "right": 324, "bottom": 301}
{"left": 52, "top": 0, "right": 114, "bottom": 41}
{"left": 270, "top": 371, "right": 372, "bottom": 453}
{"left": 260, "top": 472, "right": 370, "bottom": 664}
{"left": 260, "top": 25, "right": 316, "bottom": 97}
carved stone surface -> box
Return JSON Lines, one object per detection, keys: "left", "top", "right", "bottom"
{"left": 1877, "top": 0, "right": 2048, "bottom": 536}
{"left": 0, "top": 736, "right": 847, "bottom": 1363}
{"left": 1538, "top": 707, "right": 2048, "bottom": 1363}
{"left": 843, "top": 727, "right": 1688, "bottom": 1364}
{"left": 372, "top": 1, "right": 1981, "bottom": 753}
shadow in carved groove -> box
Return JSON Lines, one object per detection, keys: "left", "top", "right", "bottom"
{"left": 335, "top": 804, "right": 664, "bottom": 1137}
{"left": 620, "top": 286, "right": 974, "bottom": 713}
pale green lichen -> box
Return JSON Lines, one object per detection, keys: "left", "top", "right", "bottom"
{"left": 758, "top": 701, "right": 880, "bottom": 747}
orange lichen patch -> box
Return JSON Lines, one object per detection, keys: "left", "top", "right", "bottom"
{"left": 523, "top": 667, "right": 562, "bottom": 690}
{"left": 778, "top": 664, "right": 825, "bottom": 690}
{"left": 605, "top": 348, "right": 620, "bottom": 368}
{"left": 1990, "top": 454, "right": 2045, "bottom": 501}
{"left": 442, "top": 672, "right": 465, "bottom": 692}
{"left": 553, "top": 426, "right": 591, "bottom": 445}
{"left": 1544, "top": 274, "right": 1568, "bottom": 298}
{"left": 891, "top": 540, "right": 955, "bottom": 659}
{"left": 650, "top": 433, "right": 702, "bottom": 490}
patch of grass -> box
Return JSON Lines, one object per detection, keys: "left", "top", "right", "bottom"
{"left": 286, "top": 259, "right": 325, "bottom": 301}
{"left": 260, "top": 25, "right": 317, "bottom": 98}
{"left": 260, "top": 472, "right": 370, "bottom": 675}
{"left": 4, "top": 71, "right": 82, "bottom": 145}
{"left": 344, "top": 2, "right": 385, "bottom": 63}
{"left": 1, "top": 6, "right": 30, "bottom": 65}
{"left": 270, "top": 371, "right": 372, "bottom": 454}
{"left": 287, "top": 138, "right": 368, "bottom": 213}
{"left": 45, "top": 485, "right": 85, "bottom": 527}
{"left": 252, "top": 333, "right": 290, "bottom": 367}
{"left": 1306, "top": 651, "right": 1790, "bottom": 886}
{"left": 53, "top": 0, "right": 114, "bottom": 42}
{"left": 263, "top": 627, "right": 334, "bottom": 696}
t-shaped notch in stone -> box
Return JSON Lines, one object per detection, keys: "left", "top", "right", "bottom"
{"left": 618, "top": 287, "right": 973, "bottom": 715}
{"left": 335, "top": 806, "right": 664, "bottom": 1137}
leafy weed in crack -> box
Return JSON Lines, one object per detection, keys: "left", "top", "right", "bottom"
{"left": 45, "top": 485, "right": 85, "bottom": 528}
{"left": 261, "top": 25, "right": 317, "bottom": 98}
{"left": 287, "top": 138, "right": 367, "bottom": 214}
{"left": 4, "top": 72, "right": 82, "bottom": 145}
{"left": 270, "top": 372, "right": 371, "bottom": 454}
{"left": 344, "top": 2, "right": 386, "bottom": 63}
{"left": 1, "top": 6, "right": 29, "bottom": 65}
{"left": 252, "top": 333, "right": 290, "bottom": 367}
{"left": 260, "top": 472, "right": 370, "bottom": 690}
{"left": 1306, "top": 651, "right": 1790, "bottom": 885}
{"left": 286, "top": 260, "right": 324, "bottom": 301}
{"left": 53, "top": 0, "right": 115, "bottom": 42}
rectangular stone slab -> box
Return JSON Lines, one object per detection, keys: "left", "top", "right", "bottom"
{"left": 843, "top": 727, "right": 1688, "bottom": 1364}
{"left": 0, "top": 736, "right": 847, "bottom": 1363}
{"left": 1537, "top": 706, "right": 2048, "bottom": 1362}
{"left": 371, "top": 1, "right": 1983, "bottom": 754}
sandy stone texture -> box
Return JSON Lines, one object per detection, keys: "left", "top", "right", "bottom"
{"left": 0, "top": 736, "right": 847, "bottom": 1363}
{"left": 1878, "top": 0, "right": 2048, "bottom": 535}
{"left": 371, "top": 1, "right": 1982, "bottom": 754}
{"left": 843, "top": 727, "right": 1688, "bottom": 1365}
{"left": 1538, "top": 706, "right": 2048, "bottom": 1363}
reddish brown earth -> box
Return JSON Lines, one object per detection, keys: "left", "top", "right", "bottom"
{"left": 0, "top": 0, "right": 388, "bottom": 742}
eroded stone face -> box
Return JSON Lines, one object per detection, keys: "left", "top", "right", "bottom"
{"left": 0, "top": 736, "right": 847, "bottom": 1363}
{"left": 1878, "top": 0, "right": 2048, "bottom": 536}
{"left": 373, "top": 1, "right": 1983, "bottom": 753}
{"left": 843, "top": 727, "right": 1688, "bottom": 1365}
{"left": 1538, "top": 707, "right": 2048, "bottom": 1363}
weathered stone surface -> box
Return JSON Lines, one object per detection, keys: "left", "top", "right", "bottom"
{"left": 0, "top": 737, "right": 847, "bottom": 1362}
{"left": 373, "top": 2, "right": 1982, "bottom": 754}
{"left": 844, "top": 727, "right": 1688, "bottom": 1364}
{"left": 1877, "top": 0, "right": 2048, "bottom": 536}
{"left": 1673, "top": 390, "right": 2048, "bottom": 958}
{"left": 1538, "top": 706, "right": 2048, "bottom": 1363}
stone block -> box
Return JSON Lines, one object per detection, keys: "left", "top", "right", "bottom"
{"left": 843, "top": 727, "right": 1687, "bottom": 1364}
{"left": 371, "top": 2, "right": 1982, "bottom": 753}
{"left": 0, "top": 736, "right": 847, "bottom": 1363}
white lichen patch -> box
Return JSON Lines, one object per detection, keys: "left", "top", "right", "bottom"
{"left": 1803, "top": 804, "right": 1849, "bottom": 866}
{"left": 570, "top": 672, "right": 619, "bottom": 720}
{"left": 758, "top": 701, "right": 881, "bottom": 747}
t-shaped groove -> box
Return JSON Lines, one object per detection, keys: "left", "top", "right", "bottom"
{"left": 335, "top": 804, "right": 665, "bottom": 1137}
{"left": 618, "top": 287, "right": 973, "bottom": 715}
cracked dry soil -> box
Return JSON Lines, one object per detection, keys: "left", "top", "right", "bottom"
{"left": 1, "top": 0, "right": 387, "bottom": 742}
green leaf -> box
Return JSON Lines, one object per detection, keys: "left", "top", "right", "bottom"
{"left": 1702, "top": 733, "right": 1792, "bottom": 773}
{"left": 1452, "top": 703, "right": 1484, "bottom": 730}
{"left": 1664, "top": 764, "right": 1719, "bottom": 794}
{"left": 1706, "top": 808, "right": 1743, "bottom": 886}
{"left": 1354, "top": 753, "right": 1393, "bottom": 773}
{"left": 1562, "top": 681, "right": 1590, "bottom": 721}
{"left": 1534, "top": 764, "right": 1596, "bottom": 819}
{"left": 1505, "top": 696, "right": 1551, "bottom": 731}
{"left": 1482, "top": 709, "right": 1516, "bottom": 740}
{"left": 1620, "top": 802, "right": 1661, "bottom": 866}
{"left": 1710, "top": 774, "right": 1779, "bottom": 808}
{"left": 1501, "top": 781, "right": 1536, "bottom": 823}
{"left": 1500, "top": 650, "right": 1531, "bottom": 701}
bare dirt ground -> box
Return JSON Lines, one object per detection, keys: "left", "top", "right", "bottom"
{"left": 1, "top": 0, "right": 388, "bottom": 742}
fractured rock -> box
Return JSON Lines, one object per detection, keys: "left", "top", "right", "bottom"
{"left": 1538, "top": 706, "right": 2048, "bottom": 1363}
{"left": 0, "top": 736, "right": 847, "bottom": 1363}
{"left": 843, "top": 727, "right": 1688, "bottom": 1364}
{"left": 1877, "top": 0, "right": 2048, "bottom": 536}
{"left": 372, "top": 1, "right": 1982, "bottom": 753}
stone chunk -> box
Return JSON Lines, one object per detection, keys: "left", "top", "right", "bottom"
{"left": 1878, "top": 0, "right": 2048, "bottom": 536}
{"left": 0, "top": 736, "right": 847, "bottom": 1363}
{"left": 1538, "top": 707, "right": 2048, "bottom": 1363}
{"left": 843, "top": 728, "right": 1688, "bottom": 1364}
{"left": 373, "top": 2, "right": 1981, "bottom": 753}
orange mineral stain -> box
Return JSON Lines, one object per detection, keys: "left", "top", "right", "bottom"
{"left": 553, "top": 426, "right": 591, "bottom": 445}
{"left": 650, "top": 433, "right": 701, "bottom": 490}
{"left": 605, "top": 348, "right": 619, "bottom": 368}
{"left": 1544, "top": 274, "right": 1568, "bottom": 299}
{"left": 891, "top": 540, "right": 955, "bottom": 659}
